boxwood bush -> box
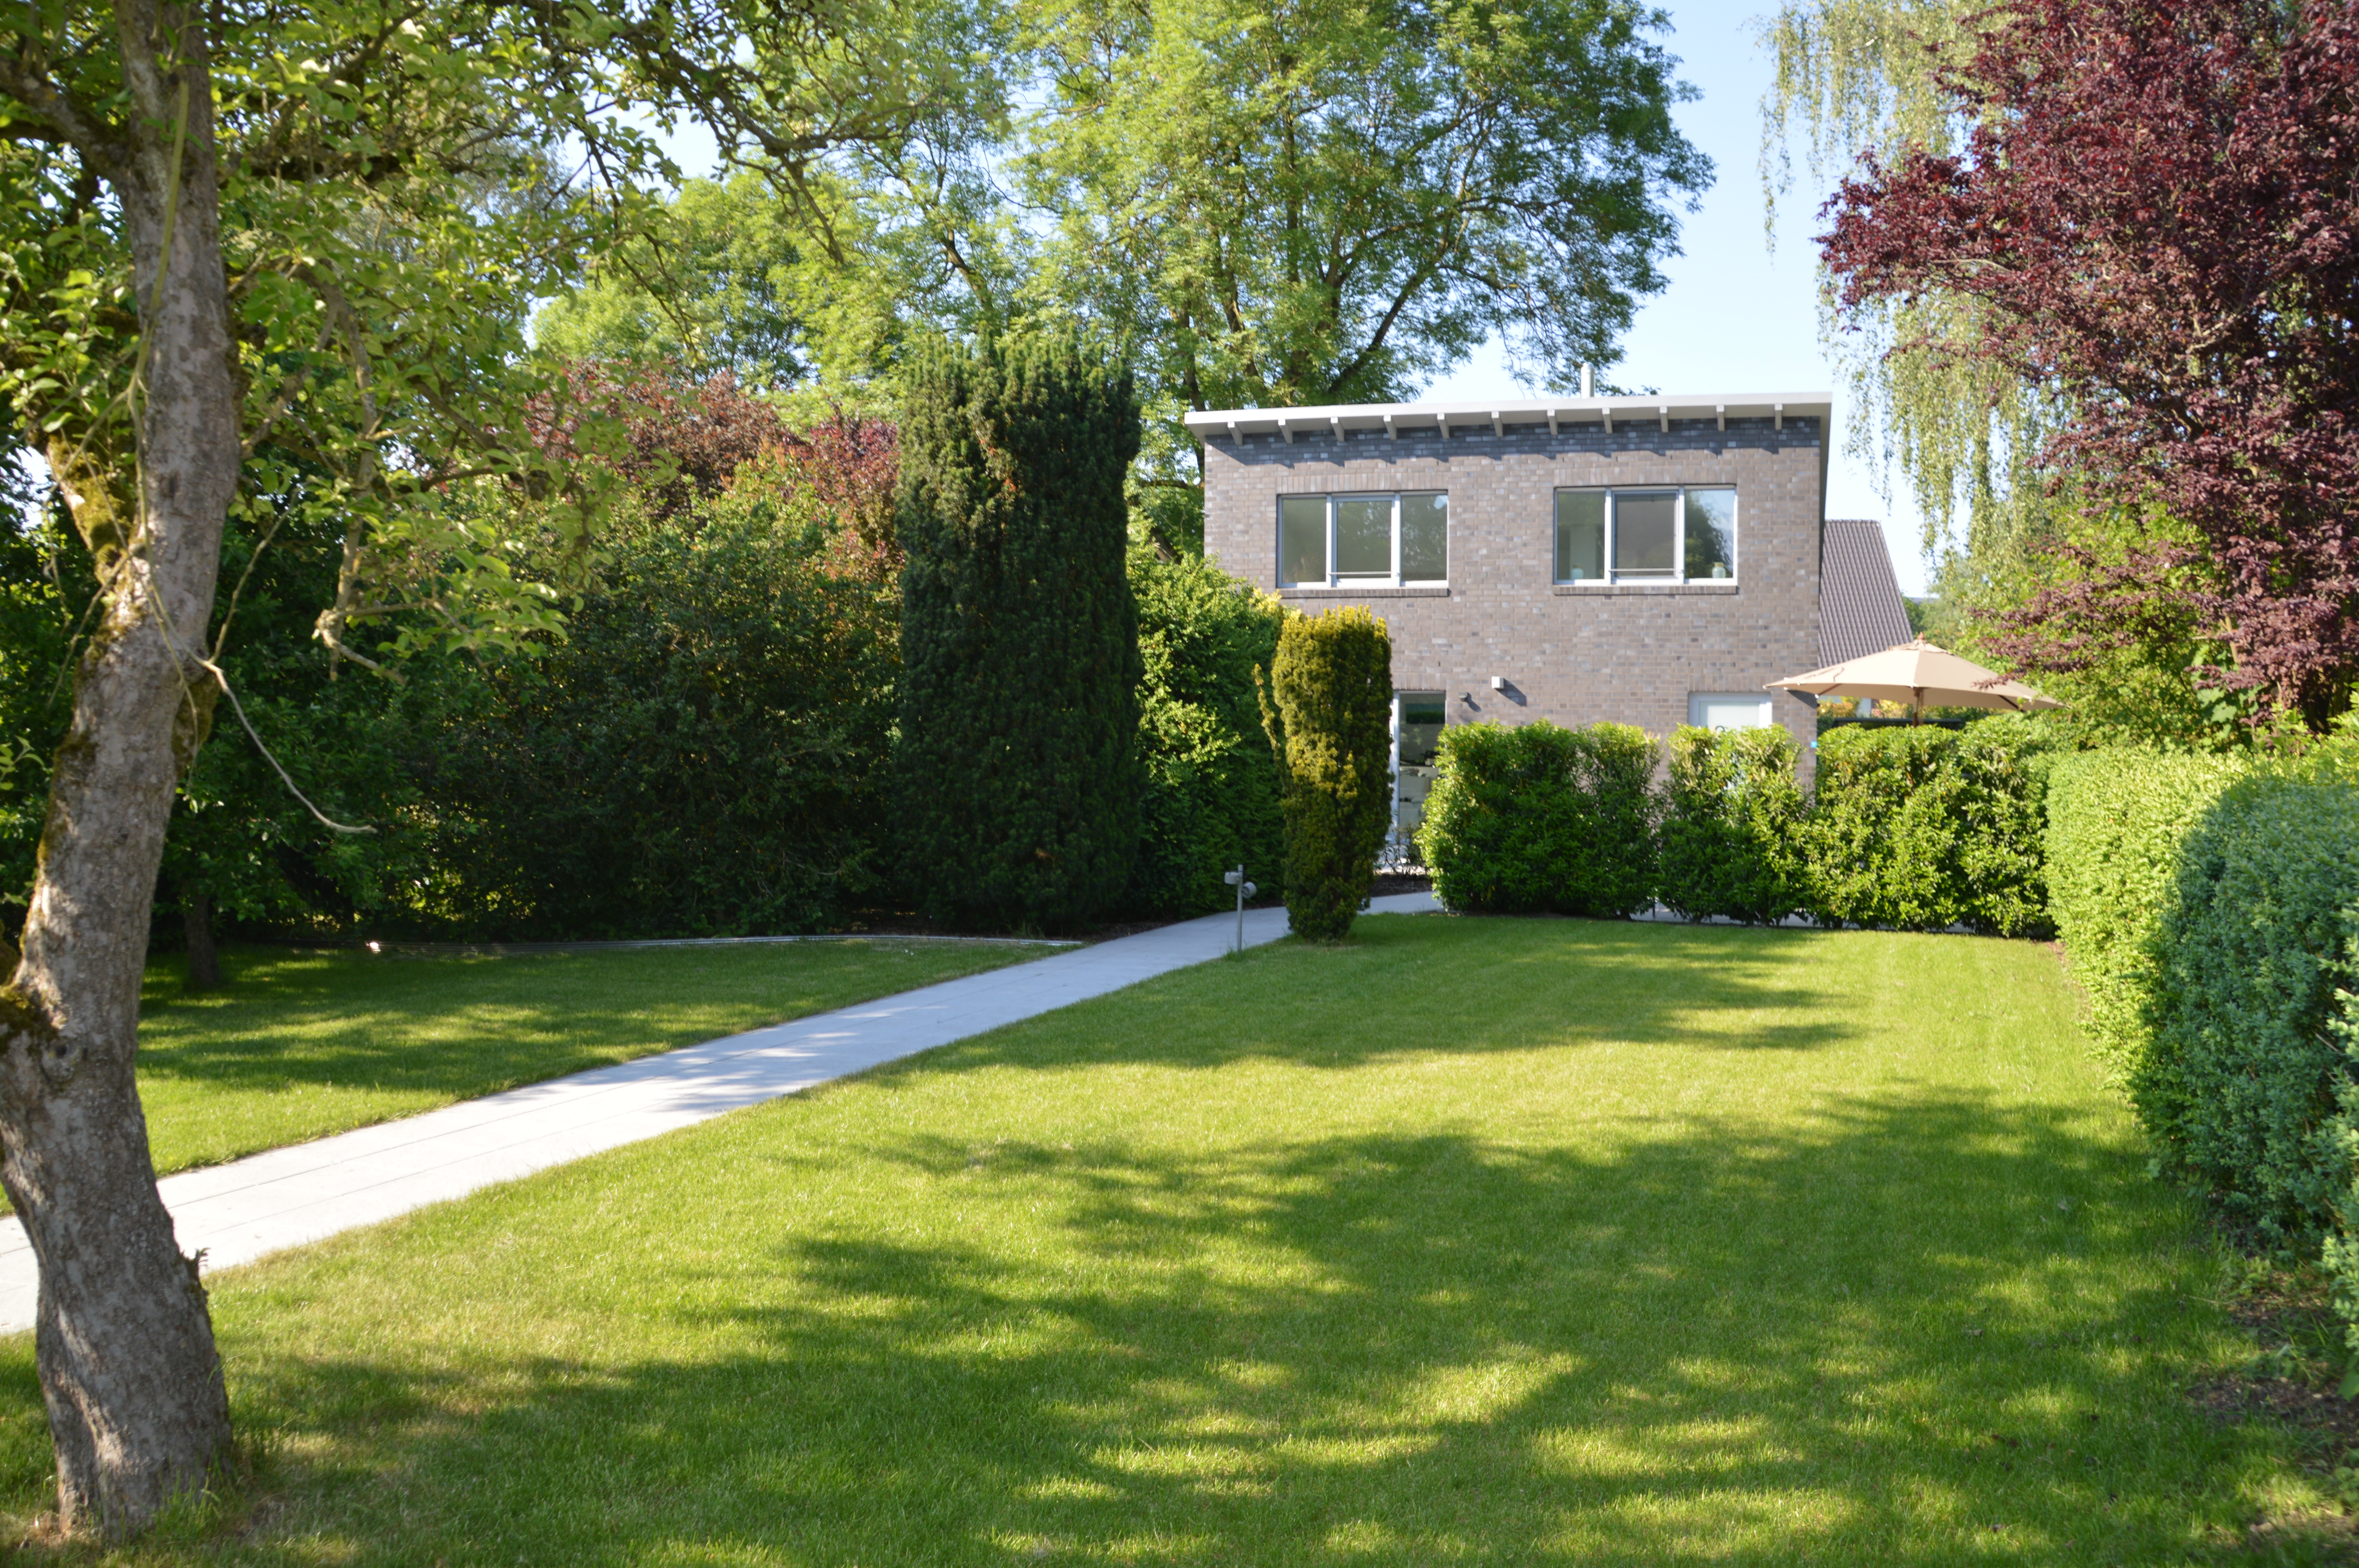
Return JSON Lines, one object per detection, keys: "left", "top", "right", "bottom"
{"left": 1417, "top": 720, "right": 1657, "bottom": 916}
{"left": 1658, "top": 724, "right": 1805, "bottom": 924}
{"left": 1799, "top": 719, "right": 2054, "bottom": 935}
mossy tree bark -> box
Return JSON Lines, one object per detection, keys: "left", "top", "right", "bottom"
{"left": 0, "top": 0, "right": 236, "bottom": 1533}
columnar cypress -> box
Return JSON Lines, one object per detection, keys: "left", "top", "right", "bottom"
{"left": 896, "top": 331, "right": 1143, "bottom": 929}
{"left": 1256, "top": 606, "right": 1394, "bottom": 940}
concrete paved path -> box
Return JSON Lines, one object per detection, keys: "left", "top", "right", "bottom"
{"left": 0, "top": 893, "right": 1440, "bottom": 1334}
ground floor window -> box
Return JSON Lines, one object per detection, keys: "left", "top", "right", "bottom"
{"left": 1689, "top": 692, "right": 1774, "bottom": 731}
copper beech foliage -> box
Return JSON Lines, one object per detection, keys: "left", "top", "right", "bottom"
{"left": 1819, "top": 0, "right": 2359, "bottom": 729}
{"left": 532, "top": 364, "right": 900, "bottom": 577}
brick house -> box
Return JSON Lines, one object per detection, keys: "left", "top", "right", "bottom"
{"left": 1185, "top": 392, "right": 1839, "bottom": 834}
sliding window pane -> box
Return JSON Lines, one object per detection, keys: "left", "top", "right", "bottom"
{"left": 1280, "top": 497, "right": 1328, "bottom": 585}
{"left": 1685, "top": 488, "right": 1737, "bottom": 580}
{"left": 1613, "top": 492, "right": 1677, "bottom": 578}
{"left": 1554, "top": 491, "right": 1604, "bottom": 582}
{"left": 1334, "top": 495, "right": 1392, "bottom": 579}
{"left": 1399, "top": 493, "right": 1448, "bottom": 581}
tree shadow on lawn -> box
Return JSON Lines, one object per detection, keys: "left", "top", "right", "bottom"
{"left": 211, "top": 1091, "right": 2296, "bottom": 1566}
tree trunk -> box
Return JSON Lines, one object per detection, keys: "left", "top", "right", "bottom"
{"left": 0, "top": 0, "right": 236, "bottom": 1535}
{"left": 180, "top": 891, "right": 219, "bottom": 993}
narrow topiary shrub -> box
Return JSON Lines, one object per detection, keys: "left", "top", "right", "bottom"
{"left": 1416, "top": 720, "right": 1658, "bottom": 917}
{"left": 1657, "top": 724, "right": 1805, "bottom": 924}
{"left": 896, "top": 329, "right": 1143, "bottom": 930}
{"left": 1799, "top": 718, "right": 2054, "bottom": 935}
{"left": 1125, "top": 547, "right": 1286, "bottom": 916}
{"left": 1256, "top": 606, "right": 1394, "bottom": 940}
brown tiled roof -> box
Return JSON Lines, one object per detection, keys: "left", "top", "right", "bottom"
{"left": 1821, "top": 519, "right": 1914, "bottom": 664}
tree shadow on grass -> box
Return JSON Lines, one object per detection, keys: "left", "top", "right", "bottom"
{"left": 209, "top": 1091, "right": 2299, "bottom": 1566}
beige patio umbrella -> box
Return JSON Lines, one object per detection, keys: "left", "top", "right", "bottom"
{"left": 1766, "top": 638, "right": 2062, "bottom": 723}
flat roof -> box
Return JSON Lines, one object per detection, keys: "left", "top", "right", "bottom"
{"left": 1183, "top": 393, "right": 1834, "bottom": 440}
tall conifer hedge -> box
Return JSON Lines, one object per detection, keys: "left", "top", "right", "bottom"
{"left": 896, "top": 331, "right": 1143, "bottom": 929}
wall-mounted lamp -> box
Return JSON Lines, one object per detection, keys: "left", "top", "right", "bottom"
{"left": 1489, "top": 675, "right": 1506, "bottom": 691}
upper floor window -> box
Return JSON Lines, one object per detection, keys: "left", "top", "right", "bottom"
{"left": 1279, "top": 492, "right": 1448, "bottom": 588}
{"left": 1554, "top": 487, "right": 1737, "bottom": 584}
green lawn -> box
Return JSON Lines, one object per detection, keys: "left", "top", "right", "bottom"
{"left": 128, "top": 939, "right": 1049, "bottom": 1178}
{"left": 6, "top": 916, "right": 2324, "bottom": 1563}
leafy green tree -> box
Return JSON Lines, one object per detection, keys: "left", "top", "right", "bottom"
{"left": 1760, "top": 0, "right": 2057, "bottom": 565}
{"left": 897, "top": 330, "right": 1143, "bottom": 929}
{"left": 1256, "top": 606, "right": 1393, "bottom": 940}
{"left": 0, "top": 0, "right": 947, "bottom": 1531}
{"left": 534, "top": 173, "right": 812, "bottom": 390}
{"left": 1023, "top": 0, "right": 1710, "bottom": 417}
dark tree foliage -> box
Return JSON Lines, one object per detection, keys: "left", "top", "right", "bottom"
{"left": 1256, "top": 606, "right": 1393, "bottom": 941}
{"left": 1820, "top": 0, "right": 2359, "bottom": 729}
{"left": 0, "top": 471, "right": 425, "bottom": 968}
{"left": 1125, "top": 547, "right": 1285, "bottom": 916}
{"left": 896, "top": 331, "right": 1143, "bottom": 930}
{"left": 409, "top": 472, "right": 898, "bottom": 939}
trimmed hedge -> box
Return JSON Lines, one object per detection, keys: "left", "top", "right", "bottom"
{"left": 1799, "top": 719, "right": 2054, "bottom": 935}
{"left": 1256, "top": 606, "right": 1394, "bottom": 941}
{"left": 1658, "top": 724, "right": 1805, "bottom": 924}
{"left": 1416, "top": 720, "right": 1658, "bottom": 917}
{"left": 2043, "top": 750, "right": 2245, "bottom": 1083}
{"left": 2045, "top": 734, "right": 2359, "bottom": 1270}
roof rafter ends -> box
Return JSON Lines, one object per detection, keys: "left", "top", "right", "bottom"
{"left": 1183, "top": 394, "right": 1833, "bottom": 442}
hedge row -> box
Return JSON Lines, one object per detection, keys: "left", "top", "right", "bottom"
{"left": 2046, "top": 737, "right": 2359, "bottom": 1269}
{"left": 1418, "top": 716, "right": 2054, "bottom": 935}
{"left": 1416, "top": 720, "right": 1657, "bottom": 917}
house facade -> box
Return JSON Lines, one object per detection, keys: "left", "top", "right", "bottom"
{"left": 1185, "top": 393, "right": 1835, "bottom": 830}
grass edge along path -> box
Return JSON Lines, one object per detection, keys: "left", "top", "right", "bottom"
{"left": 9, "top": 915, "right": 2331, "bottom": 1564}
{"left": 127, "top": 937, "right": 1050, "bottom": 1181}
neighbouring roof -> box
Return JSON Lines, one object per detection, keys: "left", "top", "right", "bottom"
{"left": 1181, "top": 393, "right": 1833, "bottom": 441}
{"left": 1821, "top": 519, "right": 1914, "bottom": 665}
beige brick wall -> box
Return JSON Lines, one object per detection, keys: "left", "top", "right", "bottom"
{"left": 1201, "top": 415, "right": 1825, "bottom": 781}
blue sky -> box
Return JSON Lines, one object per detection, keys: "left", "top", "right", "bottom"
{"left": 651, "top": 1, "right": 1931, "bottom": 593}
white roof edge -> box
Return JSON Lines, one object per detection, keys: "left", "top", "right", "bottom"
{"left": 1182, "top": 394, "right": 1834, "bottom": 434}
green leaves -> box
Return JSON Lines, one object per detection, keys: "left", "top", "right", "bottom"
{"left": 1021, "top": 0, "right": 1709, "bottom": 414}
{"left": 1417, "top": 719, "right": 1660, "bottom": 918}
{"left": 1259, "top": 606, "right": 1395, "bottom": 940}
{"left": 896, "top": 328, "right": 1144, "bottom": 931}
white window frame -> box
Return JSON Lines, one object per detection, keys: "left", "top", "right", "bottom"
{"left": 1554, "top": 486, "right": 1739, "bottom": 586}
{"left": 1277, "top": 492, "right": 1450, "bottom": 589}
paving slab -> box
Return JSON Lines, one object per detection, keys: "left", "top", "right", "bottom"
{"left": 0, "top": 893, "right": 1440, "bottom": 1334}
